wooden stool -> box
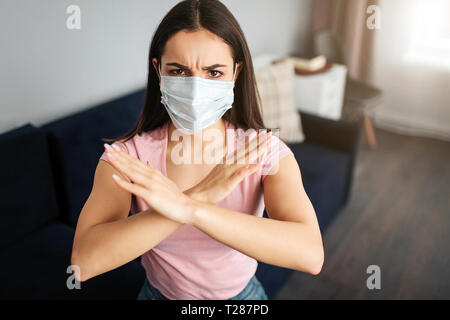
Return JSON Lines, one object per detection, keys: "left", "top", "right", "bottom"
{"left": 363, "top": 115, "right": 377, "bottom": 149}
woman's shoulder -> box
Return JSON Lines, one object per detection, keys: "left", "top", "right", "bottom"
{"left": 120, "top": 123, "right": 168, "bottom": 150}
{"left": 260, "top": 134, "right": 294, "bottom": 177}
{"left": 101, "top": 123, "right": 168, "bottom": 162}
{"left": 224, "top": 121, "right": 293, "bottom": 176}
{"left": 225, "top": 121, "right": 292, "bottom": 157}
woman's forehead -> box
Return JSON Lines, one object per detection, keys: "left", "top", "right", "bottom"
{"left": 163, "top": 29, "right": 233, "bottom": 66}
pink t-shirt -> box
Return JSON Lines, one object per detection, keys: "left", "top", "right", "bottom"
{"left": 99, "top": 119, "right": 293, "bottom": 299}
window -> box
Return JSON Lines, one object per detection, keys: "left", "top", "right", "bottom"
{"left": 406, "top": 0, "right": 450, "bottom": 68}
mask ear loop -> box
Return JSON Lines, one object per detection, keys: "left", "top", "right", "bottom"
{"left": 232, "top": 63, "right": 237, "bottom": 82}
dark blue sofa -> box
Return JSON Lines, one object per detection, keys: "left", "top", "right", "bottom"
{"left": 0, "top": 88, "right": 360, "bottom": 299}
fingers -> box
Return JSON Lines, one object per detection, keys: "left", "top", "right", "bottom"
{"left": 234, "top": 131, "right": 271, "bottom": 165}
{"left": 222, "top": 130, "right": 270, "bottom": 167}
{"left": 111, "top": 173, "right": 150, "bottom": 200}
{"left": 248, "top": 131, "right": 271, "bottom": 164}
{"left": 104, "top": 144, "right": 157, "bottom": 186}
{"left": 105, "top": 143, "right": 150, "bottom": 171}
{"left": 230, "top": 163, "right": 261, "bottom": 184}
{"left": 243, "top": 163, "right": 262, "bottom": 176}
{"left": 104, "top": 143, "right": 156, "bottom": 176}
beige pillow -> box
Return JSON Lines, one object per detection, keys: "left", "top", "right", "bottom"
{"left": 254, "top": 58, "right": 305, "bottom": 143}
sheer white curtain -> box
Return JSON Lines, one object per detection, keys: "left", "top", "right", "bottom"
{"left": 369, "top": 0, "right": 450, "bottom": 141}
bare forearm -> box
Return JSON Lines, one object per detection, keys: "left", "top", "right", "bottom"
{"left": 71, "top": 209, "right": 182, "bottom": 281}
{"left": 191, "top": 201, "right": 324, "bottom": 274}
{"left": 71, "top": 190, "right": 208, "bottom": 281}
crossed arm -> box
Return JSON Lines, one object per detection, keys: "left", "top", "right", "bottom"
{"left": 189, "top": 154, "right": 323, "bottom": 274}
{"left": 71, "top": 146, "right": 323, "bottom": 282}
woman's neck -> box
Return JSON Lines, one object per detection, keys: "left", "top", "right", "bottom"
{"left": 167, "top": 119, "right": 227, "bottom": 164}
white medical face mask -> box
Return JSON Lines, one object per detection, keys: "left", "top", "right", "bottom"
{"left": 159, "top": 62, "right": 237, "bottom": 134}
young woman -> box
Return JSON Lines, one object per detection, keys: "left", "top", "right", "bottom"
{"left": 71, "top": 0, "right": 323, "bottom": 300}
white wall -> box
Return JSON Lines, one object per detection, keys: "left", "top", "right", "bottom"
{"left": 369, "top": 0, "right": 450, "bottom": 141}
{"left": 0, "top": 0, "right": 312, "bottom": 134}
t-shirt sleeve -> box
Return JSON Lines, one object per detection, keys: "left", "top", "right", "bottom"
{"left": 260, "top": 135, "right": 294, "bottom": 182}
{"left": 99, "top": 140, "right": 132, "bottom": 183}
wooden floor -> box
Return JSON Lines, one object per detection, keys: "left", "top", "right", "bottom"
{"left": 275, "top": 127, "right": 450, "bottom": 299}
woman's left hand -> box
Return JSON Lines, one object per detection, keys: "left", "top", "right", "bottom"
{"left": 103, "top": 144, "right": 197, "bottom": 225}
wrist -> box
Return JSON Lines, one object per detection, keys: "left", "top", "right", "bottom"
{"left": 184, "top": 187, "right": 208, "bottom": 203}
{"left": 185, "top": 197, "right": 204, "bottom": 226}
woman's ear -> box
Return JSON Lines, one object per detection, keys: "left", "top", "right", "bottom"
{"left": 152, "top": 58, "right": 160, "bottom": 84}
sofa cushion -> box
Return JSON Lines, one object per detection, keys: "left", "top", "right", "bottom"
{"left": 0, "top": 221, "right": 146, "bottom": 299}
{"left": 0, "top": 124, "right": 60, "bottom": 249}
{"left": 254, "top": 58, "right": 305, "bottom": 143}
{"left": 287, "top": 141, "right": 349, "bottom": 231}
{"left": 41, "top": 89, "right": 145, "bottom": 226}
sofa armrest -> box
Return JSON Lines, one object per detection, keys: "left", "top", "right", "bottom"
{"left": 298, "top": 111, "right": 362, "bottom": 207}
{"left": 299, "top": 110, "right": 362, "bottom": 155}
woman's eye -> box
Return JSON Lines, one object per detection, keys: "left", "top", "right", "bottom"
{"left": 209, "top": 70, "right": 222, "bottom": 78}
{"left": 170, "top": 69, "right": 185, "bottom": 75}
{"left": 169, "top": 69, "right": 222, "bottom": 77}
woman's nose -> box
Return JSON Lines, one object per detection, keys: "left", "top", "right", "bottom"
{"left": 190, "top": 70, "right": 205, "bottom": 78}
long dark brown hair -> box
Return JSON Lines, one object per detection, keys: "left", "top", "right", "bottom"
{"left": 103, "top": 0, "right": 266, "bottom": 144}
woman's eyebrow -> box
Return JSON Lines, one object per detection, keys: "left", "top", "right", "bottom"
{"left": 166, "top": 62, "right": 227, "bottom": 69}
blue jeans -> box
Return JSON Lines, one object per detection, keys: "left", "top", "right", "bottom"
{"left": 136, "top": 274, "right": 269, "bottom": 300}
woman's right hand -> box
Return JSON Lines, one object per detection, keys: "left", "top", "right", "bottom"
{"left": 185, "top": 131, "right": 271, "bottom": 204}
